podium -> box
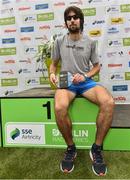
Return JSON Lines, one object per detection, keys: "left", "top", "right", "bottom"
{"left": 1, "top": 87, "right": 130, "bottom": 150}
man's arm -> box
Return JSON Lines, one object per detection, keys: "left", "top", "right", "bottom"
{"left": 49, "top": 60, "right": 59, "bottom": 85}
{"left": 72, "top": 63, "right": 100, "bottom": 84}
{"left": 84, "top": 62, "right": 100, "bottom": 78}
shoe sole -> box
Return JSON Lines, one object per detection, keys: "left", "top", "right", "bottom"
{"left": 89, "top": 150, "right": 107, "bottom": 176}
{"left": 60, "top": 152, "right": 77, "bottom": 173}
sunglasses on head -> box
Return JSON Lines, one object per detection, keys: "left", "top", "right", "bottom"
{"left": 66, "top": 15, "right": 79, "bottom": 21}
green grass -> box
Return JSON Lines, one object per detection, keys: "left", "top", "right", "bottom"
{"left": 0, "top": 147, "right": 130, "bottom": 179}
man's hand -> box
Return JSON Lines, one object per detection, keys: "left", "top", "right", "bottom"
{"left": 72, "top": 73, "right": 86, "bottom": 84}
{"left": 50, "top": 73, "right": 58, "bottom": 86}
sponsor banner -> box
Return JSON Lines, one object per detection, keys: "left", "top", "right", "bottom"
{"left": 0, "top": 47, "right": 16, "bottom": 56}
{"left": 2, "top": 38, "right": 15, "bottom": 44}
{"left": 109, "top": 73, "right": 124, "bottom": 81}
{"left": 110, "top": 17, "right": 124, "bottom": 25}
{"left": 89, "top": 29, "right": 101, "bottom": 37}
{"left": 1, "top": 78, "right": 18, "bottom": 86}
{"left": 45, "top": 123, "right": 96, "bottom": 147}
{"left": 107, "top": 39, "right": 122, "bottom": 47}
{"left": 5, "top": 123, "right": 45, "bottom": 145}
{"left": 120, "top": 4, "right": 130, "bottom": 13}
{"left": 25, "top": 77, "right": 40, "bottom": 86}
{"left": 105, "top": 5, "right": 120, "bottom": 14}
{"left": 39, "top": 77, "right": 50, "bottom": 85}
{"left": 20, "top": 26, "right": 34, "bottom": 33}
{"left": 112, "top": 85, "right": 128, "bottom": 91}
{"left": 37, "top": 13, "right": 54, "bottom": 21}
{"left": 82, "top": 8, "right": 96, "bottom": 16}
{"left": 35, "top": 3, "right": 48, "bottom": 10}
{"left": 113, "top": 96, "right": 126, "bottom": 103}
{"left": 0, "top": 0, "right": 130, "bottom": 103}
{"left": 0, "top": 17, "right": 15, "bottom": 25}
{"left": 125, "top": 72, "right": 130, "bottom": 80}
{"left": 123, "top": 38, "right": 130, "bottom": 46}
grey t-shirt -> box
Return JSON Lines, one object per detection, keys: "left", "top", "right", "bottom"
{"left": 51, "top": 34, "right": 99, "bottom": 74}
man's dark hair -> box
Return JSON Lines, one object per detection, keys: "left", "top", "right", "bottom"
{"left": 64, "top": 6, "right": 84, "bottom": 32}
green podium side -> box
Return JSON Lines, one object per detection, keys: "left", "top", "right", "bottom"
{"left": 1, "top": 98, "right": 98, "bottom": 149}
{"left": 1, "top": 87, "right": 130, "bottom": 150}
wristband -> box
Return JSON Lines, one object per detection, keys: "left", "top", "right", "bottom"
{"left": 82, "top": 73, "right": 88, "bottom": 79}
{"left": 49, "top": 72, "right": 55, "bottom": 76}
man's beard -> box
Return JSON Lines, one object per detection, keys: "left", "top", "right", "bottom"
{"left": 67, "top": 25, "right": 80, "bottom": 33}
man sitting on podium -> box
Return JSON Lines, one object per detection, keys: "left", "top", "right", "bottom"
{"left": 49, "top": 5, "right": 114, "bottom": 176}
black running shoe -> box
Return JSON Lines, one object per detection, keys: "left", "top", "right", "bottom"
{"left": 89, "top": 145, "right": 107, "bottom": 176}
{"left": 60, "top": 147, "right": 77, "bottom": 173}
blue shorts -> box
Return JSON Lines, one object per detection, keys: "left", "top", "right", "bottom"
{"left": 67, "top": 78, "right": 98, "bottom": 95}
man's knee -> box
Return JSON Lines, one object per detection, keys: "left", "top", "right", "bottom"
{"left": 100, "top": 96, "right": 115, "bottom": 109}
{"left": 55, "top": 103, "right": 68, "bottom": 118}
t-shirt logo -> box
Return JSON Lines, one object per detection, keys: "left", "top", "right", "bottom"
{"left": 66, "top": 45, "right": 84, "bottom": 51}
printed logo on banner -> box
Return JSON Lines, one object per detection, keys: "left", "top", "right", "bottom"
{"left": 82, "top": 8, "right": 96, "bottom": 16}
{"left": 35, "top": 4, "right": 48, "bottom": 10}
{"left": 36, "top": 67, "right": 47, "bottom": 73}
{"left": 109, "top": 73, "right": 124, "bottom": 81}
{"left": 37, "top": 13, "right": 54, "bottom": 21}
{"left": 20, "top": 37, "right": 31, "bottom": 41}
{"left": 88, "top": 0, "right": 102, "bottom": 3}
{"left": 11, "top": 128, "right": 20, "bottom": 140}
{"left": 0, "top": 17, "right": 15, "bottom": 25}
{"left": 4, "top": 90, "right": 14, "bottom": 96}
{"left": 92, "top": 20, "right": 105, "bottom": 25}
{"left": 20, "top": 26, "right": 34, "bottom": 32}
{"left": 112, "top": 85, "right": 128, "bottom": 91}
{"left": 53, "top": 2, "right": 65, "bottom": 6}
{"left": 106, "top": 5, "right": 120, "bottom": 14}
{"left": 125, "top": 72, "right": 130, "bottom": 80}
{"left": 120, "top": 4, "right": 130, "bottom": 13}
{"left": 1, "top": 78, "right": 18, "bottom": 86}
{"left": 18, "top": 6, "right": 31, "bottom": 11}
{"left": 4, "top": 59, "right": 16, "bottom": 64}
{"left": 0, "top": 47, "right": 16, "bottom": 56}
{"left": 106, "top": 51, "right": 124, "bottom": 58}
{"left": 0, "top": 7, "right": 14, "bottom": 14}
{"left": 19, "top": 58, "right": 32, "bottom": 64}
{"left": 22, "top": 15, "right": 36, "bottom": 23}
{"left": 2, "top": 38, "right": 15, "bottom": 44}
{"left": 107, "top": 39, "right": 122, "bottom": 47}
{"left": 39, "top": 77, "right": 50, "bottom": 85}
{"left": 24, "top": 46, "right": 37, "bottom": 54}
{"left": 2, "top": 0, "right": 11, "bottom": 4}
{"left": 69, "top": 0, "right": 83, "bottom": 5}
{"left": 123, "top": 38, "right": 130, "bottom": 46}
{"left": 18, "top": 68, "right": 31, "bottom": 74}
{"left": 107, "top": 27, "right": 119, "bottom": 34}
{"left": 6, "top": 123, "right": 45, "bottom": 145}
{"left": 108, "top": 64, "right": 122, "bottom": 68}
{"left": 35, "top": 36, "right": 48, "bottom": 42}
{"left": 1, "top": 69, "right": 14, "bottom": 75}
{"left": 54, "top": 25, "right": 65, "bottom": 29}
{"left": 45, "top": 124, "right": 96, "bottom": 146}
{"left": 114, "top": 96, "right": 126, "bottom": 103}
{"left": 89, "top": 29, "right": 101, "bottom": 37}
{"left": 39, "top": 25, "right": 50, "bottom": 30}
{"left": 111, "top": 17, "right": 124, "bottom": 25}
{"left": 25, "top": 78, "right": 40, "bottom": 86}
{"left": 4, "top": 28, "right": 17, "bottom": 33}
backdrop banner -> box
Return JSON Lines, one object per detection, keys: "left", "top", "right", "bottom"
{"left": 0, "top": 0, "right": 130, "bottom": 104}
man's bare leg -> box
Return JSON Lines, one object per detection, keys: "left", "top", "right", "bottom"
{"left": 54, "top": 89, "right": 76, "bottom": 145}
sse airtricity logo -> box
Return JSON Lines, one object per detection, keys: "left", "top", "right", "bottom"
{"left": 10, "top": 128, "right": 20, "bottom": 140}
